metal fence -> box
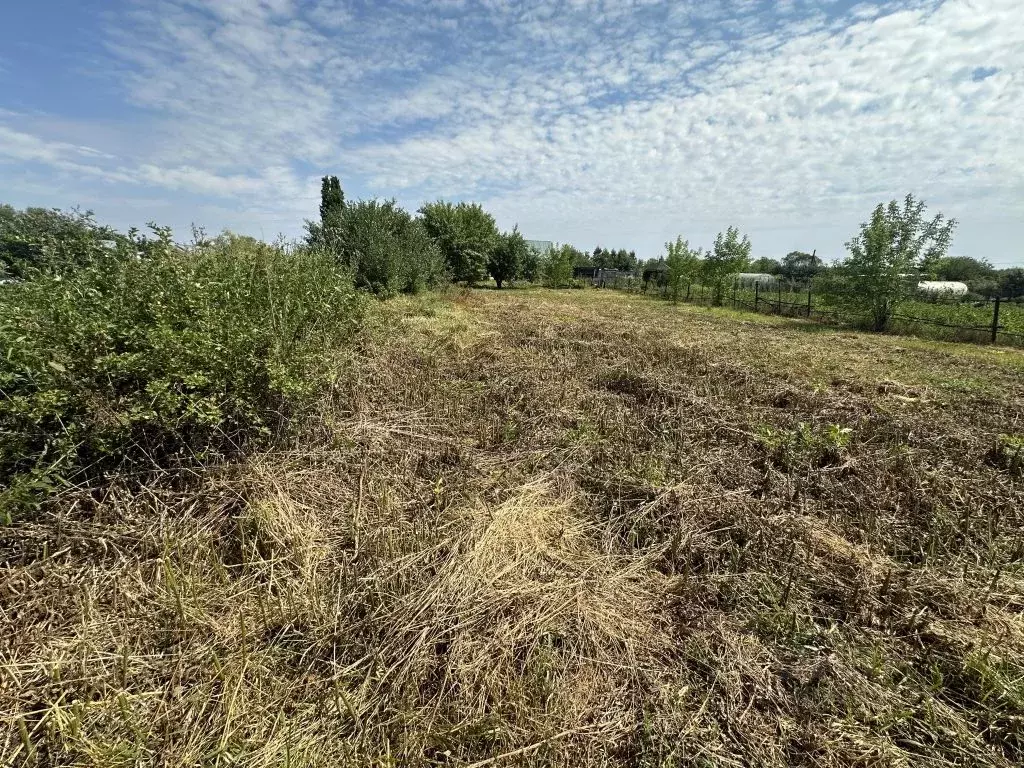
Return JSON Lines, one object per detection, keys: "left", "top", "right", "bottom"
{"left": 630, "top": 279, "right": 1024, "bottom": 347}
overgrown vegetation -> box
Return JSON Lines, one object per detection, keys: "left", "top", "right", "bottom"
{"left": 0, "top": 228, "right": 363, "bottom": 517}
{"left": 1, "top": 180, "right": 561, "bottom": 516}
{"left": 0, "top": 205, "right": 128, "bottom": 280}
{"left": 0, "top": 183, "right": 579, "bottom": 521}
{"left": 307, "top": 177, "right": 446, "bottom": 295}
{"left": 4, "top": 289, "right": 1022, "bottom": 767}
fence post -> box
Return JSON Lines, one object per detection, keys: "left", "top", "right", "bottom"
{"left": 992, "top": 296, "right": 1001, "bottom": 343}
{"left": 732, "top": 280, "right": 737, "bottom": 309}
{"left": 701, "top": 284, "right": 705, "bottom": 303}
{"left": 754, "top": 282, "right": 759, "bottom": 312}
{"left": 777, "top": 283, "right": 782, "bottom": 314}
{"left": 807, "top": 286, "right": 812, "bottom": 318}
{"left": 686, "top": 282, "right": 691, "bottom": 300}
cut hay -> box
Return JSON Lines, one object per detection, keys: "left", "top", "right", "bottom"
{"left": 3, "top": 288, "right": 1024, "bottom": 766}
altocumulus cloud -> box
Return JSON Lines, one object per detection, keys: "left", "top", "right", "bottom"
{"left": 0, "top": 0, "right": 1021, "bottom": 261}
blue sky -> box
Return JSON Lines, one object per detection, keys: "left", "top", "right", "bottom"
{"left": 1, "top": 0, "right": 1021, "bottom": 264}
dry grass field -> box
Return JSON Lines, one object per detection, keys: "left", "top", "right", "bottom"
{"left": 3, "top": 288, "right": 1024, "bottom": 767}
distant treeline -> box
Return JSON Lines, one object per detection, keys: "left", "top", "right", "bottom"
{"left": 732, "top": 251, "right": 1022, "bottom": 298}
{"left": 651, "top": 195, "right": 1024, "bottom": 333}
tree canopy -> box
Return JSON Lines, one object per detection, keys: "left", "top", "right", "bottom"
{"left": 779, "top": 251, "right": 823, "bottom": 283}
{"left": 319, "top": 176, "right": 344, "bottom": 225}
{"left": 664, "top": 237, "right": 702, "bottom": 302}
{"left": 419, "top": 201, "right": 499, "bottom": 285}
{"left": 704, "top": 226, "right": 752, "bottom": 304}
{"left": 999, "top": 268, "right": 1024, "bottom": 298}
{"left": 933, "top": 255, "right": 995, "bottom": 284}
{"left": 489, "top": 226, "right": 530, "bottom": 289}
{"left": 749, "top": 256, "right": 781, "bottom": 275}
{"left": 829, "top": 194, "right": 956, "bottom": 330}
{"left": 592, "top": 246, "right": 638, "bottom": 271}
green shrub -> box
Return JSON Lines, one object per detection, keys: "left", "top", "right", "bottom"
{"left": 329, "top": 199, "right": 446, "bottom": 295}
{"left": 419, "top": 201, "right": 499, "bottom": 285}
{"left": 756, "top": 422, "right": 852, "bottom": 469}
{"left": 309, "top": 198, "right": 446, "bottom": 296}
{"left": 489, "top": 227, "right": 529, "bottom": 289}
{"left": 1, "top": 205, "right": 127, "bottom": 280}
{"left": 0, "top": 233, "right": 363, "bottom": 516}
{"left": 542, "top": 244, "right": 578, "bottom": 288}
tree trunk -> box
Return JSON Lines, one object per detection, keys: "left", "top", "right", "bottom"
{"left": 873, "top": 300, "right": 890, "bottom": 331}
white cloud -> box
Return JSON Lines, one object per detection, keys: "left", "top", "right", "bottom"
{"left": 346, "top": 0, "right": 1024, "bottom": 255}
{"left": 0, "top": 126, "right": 136, "bottom": 184}
{"left": 1, "top": 0, "right": 1022, "bottom": 261}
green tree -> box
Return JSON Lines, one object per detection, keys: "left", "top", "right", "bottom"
{"left": 611, "top": 249, "right": 635, "bottom": 271}
{"left": 934, "top": 255, "right": 995, "bottom": 284}
{"left": 779, "top": 251, "right": 823, "bottom": 284}
{"left": 830, "top": 194, "right": 956, "bottom": 331}
{"left": 306, "top": 194, "right": 445, "bottom": 296}
{"left": 307, "top": 176, "right": 346, "bottom": 254}
{"left": 0, "top": 205, "right": 130, "bottom": 280}
{"left": 591, "top": 247, "right": 638, "bottom": 271}
{"left": 572, "top": 246, "right": 592, "bottom": 268}
{"left": 521, "top": 245, "right": 542, "bottom": 283}
{"left": 543, "top": 244, "right": 577, "bottom": 287}
{"left": 664, "top": 236, "right": 702, "bottom": 303}
{"left": 749, "top": 256, "right": 781, "bottom": 275}
{"left": 999, "top": 268, "right": 1024, "bottom": 298}
{"left": 319, "top": 176, "right": 344, "bottom": 225}
{"left": 419, "top": 201, "right": 499, "bottom": 285}
{"left": 489, "top": 226, "right": 529, "bottom": 289}
{"left": 704, "top": 226, "right": 752, "bottom": 304}
{"left": 335, "top": 199, "right": 445, "bottom": 295}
